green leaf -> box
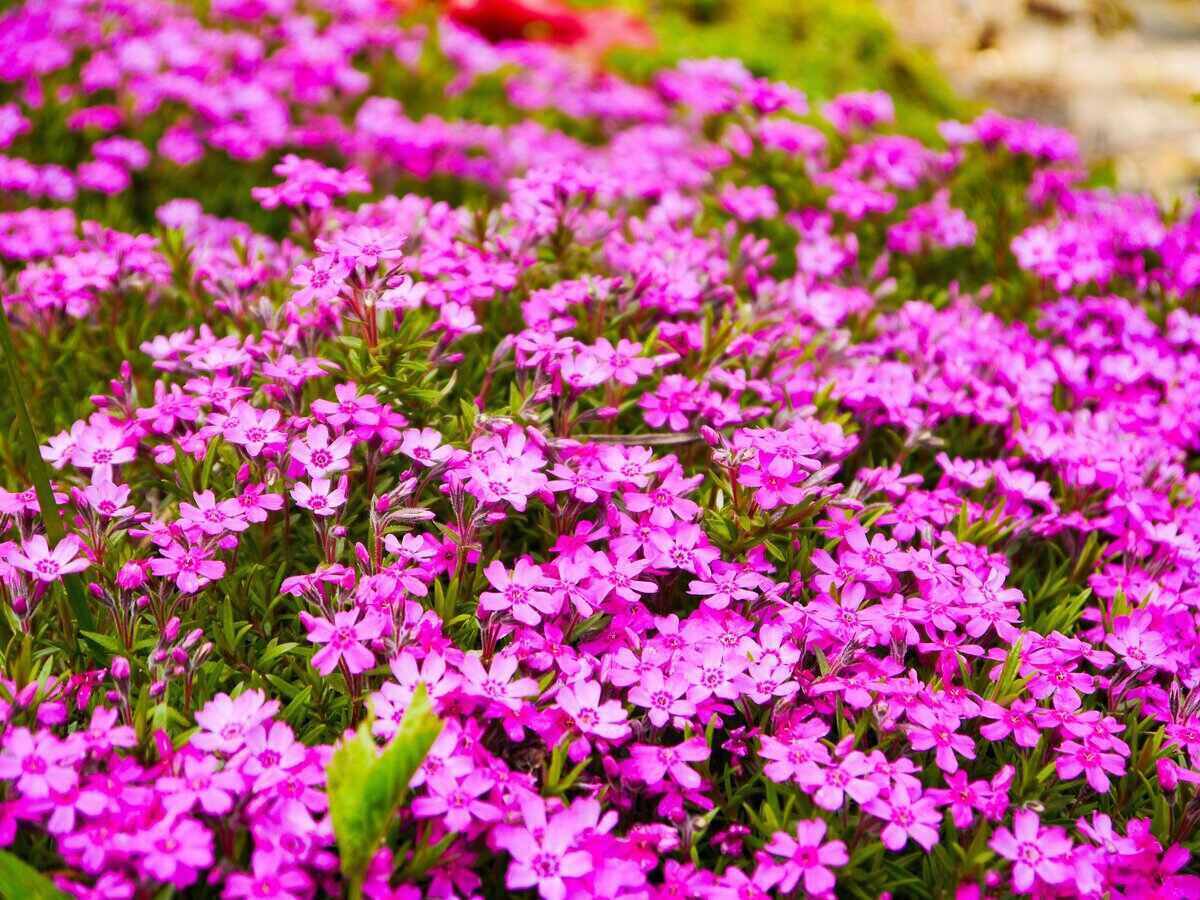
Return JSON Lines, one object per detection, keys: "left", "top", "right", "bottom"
{"left": 327, "top": 683, "right": 443, "bottom": 897}
{"left": 0, "top": 849, "right": 69, "bottom": 899}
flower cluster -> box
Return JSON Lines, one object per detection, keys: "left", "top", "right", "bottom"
{"left": 0, "top": 1, "right": 1199, "bottom": 898}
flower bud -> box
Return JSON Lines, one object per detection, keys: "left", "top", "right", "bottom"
{"left": 110, "top": 656, "right": 130, "bottom": 680}
{"left": 117, "top": 561, "right": 146, "bottom": 590}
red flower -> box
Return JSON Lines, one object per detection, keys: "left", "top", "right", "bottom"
{"left": 445, "top": 0, "right": 653, "bottom": 58}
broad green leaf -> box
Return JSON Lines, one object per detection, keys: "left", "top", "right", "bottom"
{"left": 327, "top": 683, "right": 442, "bottom": 896}
{"left": 0, "top": 850, "right": 69, "bottom": 899}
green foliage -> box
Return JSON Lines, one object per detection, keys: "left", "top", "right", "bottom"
{"left": 609, "top": 0, "right": 969, "bottom": 143}
{"left": 0, "top": 849, "right": 68, "bottom": 900}
{"left": 326, "top": 683, "right": 444, "bottom": 898}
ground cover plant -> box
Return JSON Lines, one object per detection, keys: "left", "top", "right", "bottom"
{"left": 0, "top": 0, "right": 1199, "bottom": 897}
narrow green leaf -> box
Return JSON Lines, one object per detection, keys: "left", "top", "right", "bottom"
{"left": 0, "top": 849, "right": 69, "bottom": 899}
{"left": 0, "top": 311, "right": 93, "bottom": 631}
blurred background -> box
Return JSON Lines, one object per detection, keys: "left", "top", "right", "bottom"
{"left": 526, "top": 0, "right": 1200, "bottom": 196}
{"left": 875, "top": 0, "right": 1200, "bottom": 196}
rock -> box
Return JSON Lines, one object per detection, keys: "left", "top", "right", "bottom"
{"left": 876, "top": 0, "right": 1200, "bottom": 195}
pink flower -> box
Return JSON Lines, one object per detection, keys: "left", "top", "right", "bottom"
{"left": 291, "top": 424, "right": 354, "bottom": 478}
{"left": 865, "top": 783, "right": 941, "bottom": 852}
{"left": 557, "top": 679, "right": 630, "bottom": 745}
{"left": 460, "top": 652, "right": 539, "bottom": 713}
{"left": 0, "top": 728, "right": 75, "bottom": 798}
{"left": 398, "top": 427, "right": 452, "bottom": 467}
{"left": 1055, "top": 738, "right": 1126, "bottom": 793}
{"left": 627, "top": 668, "right": 696, "bottom": 728}
{"left": 495, "top": 799, "right": 594, "bottom": 900}
{"left": 179, "top": 490, "right": 248, "bottom": 536}
{"left": 628, "top": 738, "right": 709, "bottom": 789}
{"left": 69, "top": 420, "right": 136, "bottom": 473}
{"left": 411, "top": 770, "right": 499, "bottom": 832}
{"left": 761, "top": 818, "right": 849, "bottom": 895}
{"left": 311, "top": 383, "right": 384, "bottom": 430}
{"left": 157, "top": 753, "right": 242, "bottom": 815}
{"left": 225, "top": 858, "right": 312, "bottom": 900}
{"left": 291, "top": 478, "right": 347, "bottom": 517}
{"left": 906, "top": 705, "right": 975, "bottom": 774}
{"left": 300, "top": 608, "right": 381, "bottom": 675}
{"left": 479, "top": 558, "right": 558, "bottom": 626}
{"left": 136, "top": 815, "right": 214, "bottom": 888}
{"left": 10, "top": 535, "right": 89, "bottom": 582}
{"left": 796, "top": 750, "right": 881, "bottom": 811}
{"left": 149, "top": 538, "right": 226, "bottom": 593}
{"left": 989, "top": 809, "right": 1073, "bottom": 893}
{"left": 192, "top": 690, "right": 279, "bottom": 754}
{"left": 82, "top": 478, "right": 134, "bottom": 518}
{"left": 228, "top": 405, "right": 287, "bottom": 457}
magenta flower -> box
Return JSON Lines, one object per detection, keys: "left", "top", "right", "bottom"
{"left": 179, "top": 490, "right": 248, "bottom": 536}
{"left": 906, "top": 706, "right": 975, "bottom": 774}
{"left": 10, "top": 535, "right": 89, "bottom": 583}
{"left": 290, "top": 424, "right": 354, "bottom": 479}
{"left": 865, "top": 783, "right": 942, "bottom": 852}
{"left": 627, "top": 668, "right": 696, "bottom": 728}
{"left": 0, "top": 728, "right": 75, "bottom": 798}
{"left": 761, "top": 818, "right": 849, "bottom": 895}
{"left": 192, "top": 690, "right": 279, "bottom": 754}
{"left": 495, "top": 800, "right": 594, "bottom": 900}
{"left": 459, "top": 652, "right": 538, "bottom": 713}
{"left": 796, "top": 750, "right": 881, "bottom": 811}
{"left": 136, "top": 815, "right": 214, "bottom": 888}
{"left": 557, "top": 679, "right": 630, "bottom": 746}
{"left": 225, "top": 858, "right": 312, "bottom": 900}
{"left": 149, "top": 538, "right": 225, "bottom": 593}
{"left": 300, "top": 608, "right": 380, "bottom": 675}
{"left": 628, "top": 738, "right": 709, "bottom": 790}
{"left": 1055, "top": 738, "right": 1126, "bottom": 793}
{"left": 412, "top": 770, "right": 499, "bottom": 832}
{"left": 228, "top": 404, "right": 287, "bottom": 457}
{"left": 157, "top": 753, "right": 242, "bottom": 815}
{"left": 479, "top": 558, "right": 558, "bottom": 626}
{"left": 990, "top": 809, "right": 1073, "bottom": 892}
{"left": 291, "top": 478, "right": 347, "bottom": 517}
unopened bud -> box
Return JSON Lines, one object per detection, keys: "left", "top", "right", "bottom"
{"left": 117, "top": 561, "right": 146, "bottom": 590}
{"left": 110, "top": 656, "right": 130, "bottom": 680}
